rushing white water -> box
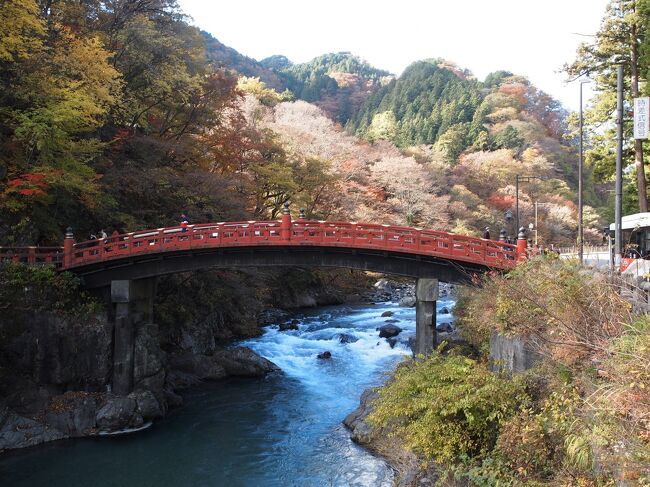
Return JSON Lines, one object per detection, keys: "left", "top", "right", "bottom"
{"left": 0, "top": 295, "right": 455, "bottom": 487}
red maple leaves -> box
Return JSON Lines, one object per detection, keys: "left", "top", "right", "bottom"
{"left": 6, "top": 173, "right": 48, "bottom": 197}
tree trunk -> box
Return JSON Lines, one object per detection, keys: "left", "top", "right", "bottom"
{"left": 631, "top": 17, "right": 649, "bottom": 212}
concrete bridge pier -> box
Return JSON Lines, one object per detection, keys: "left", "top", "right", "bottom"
{"left": 110, "top": 278, "right": 156, "bottom": 395}
{"left": 414, "top": 278, "right": 438, "bottom": 356}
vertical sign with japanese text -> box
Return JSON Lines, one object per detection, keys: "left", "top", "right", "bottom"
{"left": 634, "top": 97, "right": 650, "bottom": 139}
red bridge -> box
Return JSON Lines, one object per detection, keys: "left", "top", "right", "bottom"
{"left": 1, "top": 207, "right": 523, "bottom": 288}
{"left": 0, "top": 206, "right": 527, "bottom": 377}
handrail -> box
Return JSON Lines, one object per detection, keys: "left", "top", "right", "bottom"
{"left": 0, "top": 220, "right": 519, "bottom": 271}
{"left": 0, "top": 246, "right": 64, "bottom": 266}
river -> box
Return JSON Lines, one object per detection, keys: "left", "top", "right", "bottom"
{"left": 0, "top": 297, "right": 455, "bottom": 487}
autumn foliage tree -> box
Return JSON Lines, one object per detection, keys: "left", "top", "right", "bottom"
{"left": 0, "top": 0, "right": 294, "bottom": 242}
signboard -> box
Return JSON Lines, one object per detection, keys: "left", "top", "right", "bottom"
{"left": 634, "top": 97, "right": 650, "bottom": 139}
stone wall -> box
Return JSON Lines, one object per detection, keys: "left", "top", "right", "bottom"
{"left": 488, "top": 330, "right": 538, "bottom": 374}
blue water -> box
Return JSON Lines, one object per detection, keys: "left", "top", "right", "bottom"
{"left": 0, "top": 299, "right": 455, "bottom": 487}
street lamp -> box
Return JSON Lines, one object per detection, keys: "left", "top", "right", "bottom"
{"left": 578, "top": 79, "right": 591, "bottom": 264}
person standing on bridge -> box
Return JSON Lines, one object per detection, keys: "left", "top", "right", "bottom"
{"left": 482, "top": 227, "right": 490, "bottom": 240}
{"left": 180, "top": 214, "right": 189, "bottom": 233}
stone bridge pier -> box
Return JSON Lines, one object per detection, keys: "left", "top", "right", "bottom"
{"left": 415, "top": 278, "right": 438, "bottom": 356}
{"left": 109, "top": 278, "right": 157, "bottom": 395}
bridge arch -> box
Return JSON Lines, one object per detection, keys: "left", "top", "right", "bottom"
{"left": 72, "top": 245, "right": 498, "bottom": 288}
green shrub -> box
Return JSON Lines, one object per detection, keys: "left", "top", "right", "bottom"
{"left": 367, "top": 347, "right": 528, "bottom": 463}
{"left": 0, "top": 262, "right": 99, "bottom": 317}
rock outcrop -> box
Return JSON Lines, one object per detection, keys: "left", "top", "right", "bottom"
{"left": 343, "top": 388, "right": 378, "bottom": 444}
{"left": 0, "top": 408, "right": 64, "bottom": 451}
{"left": 0, "top": 309, "right": 280, "bottom": 452}
{"left": 344, "top": 388, "right": 440, "bottom": 487}
{"left": 95, "top": 396, "right": 141, "bottom": 431}
{"left": 44, "top": 392, "right": 98, "bottom": 437}
{"left": 212, "top": 347, "right": 280, "bottom": 377}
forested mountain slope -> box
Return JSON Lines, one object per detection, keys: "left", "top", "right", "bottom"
{"left": 202, "top": 32, "right": 285, "bottom": 91}
{"left": 265, "top": 52, "right": 393, "bottom": 123}
{"left": 238, "top": 87, "right": 591, "bottom": 245}
{"left": 202, "top": 35, "right": 395, "bottom": 124}
{"left": 348, "top": 60, "right": 483, "bottom": 147}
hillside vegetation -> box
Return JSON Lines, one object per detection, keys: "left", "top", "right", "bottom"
{"left": 231, "top": 54, "right": 599, "bottom": 243}
{"left": 240, "top": 86, "right": 592, "bottom": 244}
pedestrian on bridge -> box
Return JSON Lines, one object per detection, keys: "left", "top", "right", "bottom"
{"left": 180, "top": 214, "right": 189, "bottom": 233}
{"left": 482, "top": 227, "right": 490, "bottom": 240}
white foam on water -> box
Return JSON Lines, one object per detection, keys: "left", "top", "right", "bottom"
{"left": 241, "top": 296, "right": 458, "bottom": 401}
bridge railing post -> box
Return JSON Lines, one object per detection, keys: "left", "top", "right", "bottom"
{"left": 281, "top": 202, "right": 292, "bottom": 242}
{"left": 63, "top": 227, "right": 74, "bottom": 268}
{"left": 517, "top": 227, "right": 528, "bottom": 262}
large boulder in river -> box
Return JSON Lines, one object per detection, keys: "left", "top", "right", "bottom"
{"left": 399, "top": 296, "right": 416, "bottom": 307}
{"left": 44, "top": 392, "right": 97, "bottom": 437}
{"left": 95, "top": 396, "right": 140, "bottom": 431}
{"left": 169, "top": 352, "right": 227, "bottom": 382}
{"left": 278, "top": 320, "right": 299, "bottom": 331}
{"left": 344, "top": 388, "right": 378, "bottom": 445}
{"left": 257, "top": 308, "right": 290, "bottom": 326}
{"left": 129, "top": 390, "right": 163, "bottom": 420}
{"left": 436, "top": 323, "right": 453, "bottom": 333}
{"left": 378, "top": 324, "right": 402, "bottom": 338}
{"left": 317, "top": 351, "right": 332, "bottom": 359}
{"left": 381, "top": 310, "right": 394, "bottom": 317}
{"left": 212, "top": 347, "right": 280, "bottom": 377}
{"left": 338, "top": 334, "right": 358, "bottom": 344}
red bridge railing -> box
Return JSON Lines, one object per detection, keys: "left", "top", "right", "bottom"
{"left": 0, "top": 218, "right": 522, "bottom": 271}
{"left": 0, "top": 246, "right": 63, "bottom": 266}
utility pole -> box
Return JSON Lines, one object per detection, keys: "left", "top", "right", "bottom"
{"left": 578, "top": 80, "right": 590, "bottom": 264}
{"left": 534, "top": 201, "right": 538, "bottom": 247}
{"left": 515, "top": 176, "right": 519, "bottom": 233}
{"left": 615, "top": 64, "right": 624, "bottom": 268}
{"left": 630, "top": 18, "right": 648, "bottom": 212}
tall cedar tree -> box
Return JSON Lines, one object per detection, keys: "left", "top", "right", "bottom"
{"left": 565, "top": 0, "right": 649, "bottom": 212}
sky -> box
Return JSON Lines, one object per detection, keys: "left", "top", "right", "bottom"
{"left": 178, "top": 0, "right": 610, "bottom": 111}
